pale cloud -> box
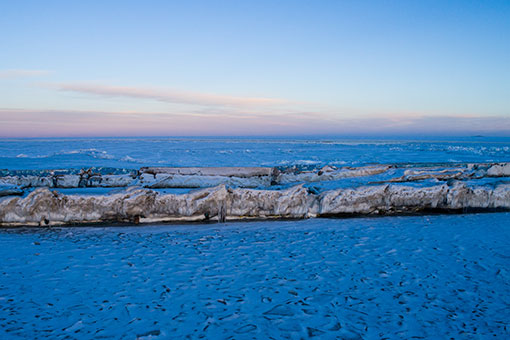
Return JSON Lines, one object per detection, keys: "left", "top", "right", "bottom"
{"left": 54, "top": 83, "right": 287, "bottom": 108}
{"left": 1, "top": 108, "right": 509, "bottom": 137}
{"left": 0, "top": 69, "right": 51, "bottom": 78}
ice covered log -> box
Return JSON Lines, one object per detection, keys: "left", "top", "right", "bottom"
{"left": 277, "top": 165, "right": 392, "bottom": 184}
{"left": 85, "top": 174, "right": 136, "bottom": 187}
{"left": 0, "top": 175, "right": 54, "bottom": 188}
{"left": 0, "top": 185, "right": 315, "bottom": 226}
{"left": 0, "top": 173, "right": 136, "bottom": 189}
{"left": 140, "top": 167, "right": 275, "bottom": 177}
{"left": 1, "top": 183, "right": 509, "bottom": 226}
{"left": 319, "top": 183, "right": 510, "bottom": 215}
{"left": 0, "top": 186, "right": 229, "bottom": 226}
{"left": 486, "top": 163, "right": 510, "bottom": 177}
{"left": 319, "top": 184, "right": 450, "bottom": 214}
{"left": 385, "top": 168, "right": 472, "bottom": 183}
{"left": 0, "top": 167, "right": 278, "bottom": 189}
{"left": 227, "top": 185, "right": 316, "bottom": 219}
{"left": 139, "top": 167, "right": 277, "bottom": 188}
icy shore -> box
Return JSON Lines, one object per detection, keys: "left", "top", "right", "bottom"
{"left": 1, "top": 182, "right": 509, "bottom": 226}
{"left": 1, "top": 163, "right": 510, "bottom": 226}
{"left": 1, "top": 162, "right": 509, "bottom": 191}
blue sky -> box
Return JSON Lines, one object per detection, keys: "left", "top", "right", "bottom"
{"left": 0, "top": 0, "right": 509, "bottom": 137}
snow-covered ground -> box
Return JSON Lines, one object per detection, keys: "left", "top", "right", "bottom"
{"left": 1, "top": 213, "right": 508, "bottom": 339}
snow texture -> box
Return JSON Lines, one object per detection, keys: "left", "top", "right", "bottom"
{"left": 1, "top": 214, "right": 509, "bottom": 339}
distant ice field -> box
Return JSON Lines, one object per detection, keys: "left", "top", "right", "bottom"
{"left": 1, "top": 213, "right": 509, "bottom": 339}
{"left": 1, "top": 136, "right": 510, "bottom": 170}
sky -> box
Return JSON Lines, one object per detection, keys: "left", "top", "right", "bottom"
{"left": 0, "top": 0, "right": 509, "bottom": 137}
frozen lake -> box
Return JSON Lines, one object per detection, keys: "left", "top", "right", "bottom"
{"left": 1, "top": 136, "right": 510, "bottom": 170}
{"left": 1, "top": 213, "right": 509, "bottom": 339}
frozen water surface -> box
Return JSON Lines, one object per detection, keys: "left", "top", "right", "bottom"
{"left": 1, "top": 213, "right": 509, "bottom": 339}
{"left": 1, "top": 137, "right": 509, "bottom": 170}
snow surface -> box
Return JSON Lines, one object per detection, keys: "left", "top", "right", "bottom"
{"left": 1, "top": 213, "right": 509, "bottom": 339}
